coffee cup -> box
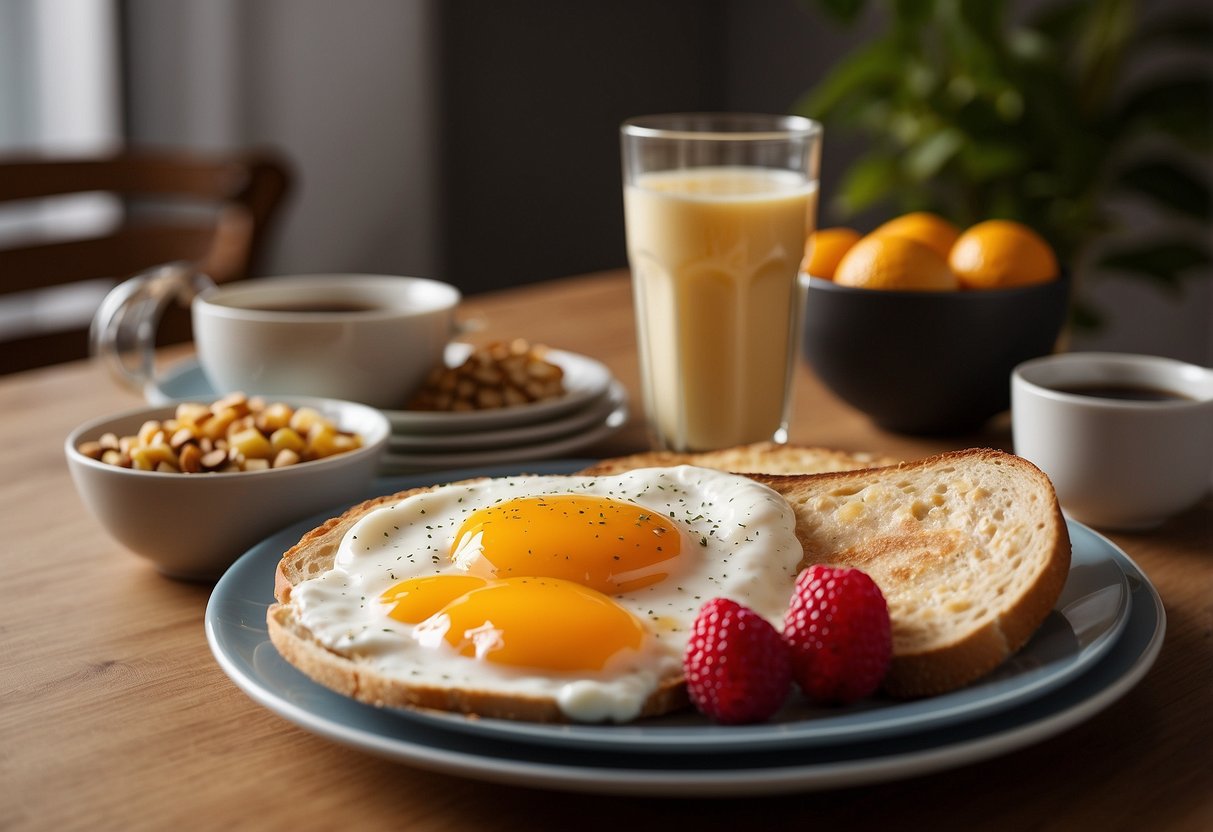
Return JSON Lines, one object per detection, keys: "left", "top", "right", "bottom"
{"left": 92, "top": 263, "right": 461, "bottom": 409}
{"left": 1011, "top": 351, "right": 1213, "bottom": 530}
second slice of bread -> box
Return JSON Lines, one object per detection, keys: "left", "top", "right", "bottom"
{"left": 720, "top": 449, "right": 1069, "bottom": 697}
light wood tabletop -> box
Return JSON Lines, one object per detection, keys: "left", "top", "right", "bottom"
{"left": 2, "top": 269, "right": 1209, "bottom": 830}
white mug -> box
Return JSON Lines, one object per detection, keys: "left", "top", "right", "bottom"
{"left": 92, "top": 263, "right": 461, "bottom": 409}
{"left": 1011, "top": 352, "right": 1213, "bottom": 530}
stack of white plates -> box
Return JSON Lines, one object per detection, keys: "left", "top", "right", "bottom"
{"left": 377, "top": 344, "right": 627, "bottom": 473}
{"left": 147, "top": 344, "right": 628, "bottom": 474}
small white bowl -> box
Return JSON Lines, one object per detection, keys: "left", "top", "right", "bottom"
{"left": 65, "top": 396, "right": 390, "bottom": 580}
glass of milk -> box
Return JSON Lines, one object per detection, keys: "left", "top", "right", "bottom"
{"left": 621, "top": 113, "right": 822, "bottom": 452}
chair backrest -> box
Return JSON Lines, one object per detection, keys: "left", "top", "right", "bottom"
{"left": 0, "top": 148, "right": 291, "bottom": 374}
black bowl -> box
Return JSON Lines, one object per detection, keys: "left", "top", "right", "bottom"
{"left": 801, "top": 274, "right": 1071, "bottom": 435}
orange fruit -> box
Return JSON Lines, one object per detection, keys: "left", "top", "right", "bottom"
{"left": 804, "top": 227, "right": 861, "bottom": 280}
{"left": 871, "top": 212, "right": 961, "bottom": 260}
{"left": 833, "top": 234, "right": 959, "bottom": 291}
{"left": 949, "top": 220, "right": 1059, "bottom": 289}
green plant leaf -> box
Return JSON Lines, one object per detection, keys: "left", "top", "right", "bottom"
{"left": 1076, "top": 0, "right": 1134, "bottom": 114}
{"left": 835, "top": 154, "right": 902, "bottom": 216}
{"left": 903, "top": 127, "right": 965, "bottom": 181}
{"left": 796, "top": 0, "right": 1212, "bottom": 317}
{"left": 1114, "top": 159, "right": 1213, "bottom": 221}
{"left": 1026, "top": 0, "right": 1089, "bottom": 43}
{"left": 955, "top": 0, "right": 1007, "bottom": 43}
{"left": 792, "top": 40, "right": 907, "bottom": 121}
{"left": 955, "top": 140, "right": 1028, "bottom": 180}
{"left": 1097, "top": 240, "right": 1213, "bottom": 291}
{"left": 891, "top": 0, "right": 940, "bottom": 28}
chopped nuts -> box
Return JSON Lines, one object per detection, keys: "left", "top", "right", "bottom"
{"left": 408, "top": 339, "right": 566, "bottom": 412}
{"left": 77, "top": 393, "right": 364, "bottom": 474}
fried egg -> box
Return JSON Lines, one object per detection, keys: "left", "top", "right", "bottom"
{"left": 290, "top": 466, "right": 802, "bottom": 722}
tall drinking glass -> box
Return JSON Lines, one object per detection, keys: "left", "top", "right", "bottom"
{"left": 621, "top": 113, "right": 822, "bottom": 452}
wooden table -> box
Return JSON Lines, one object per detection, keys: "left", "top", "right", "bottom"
{"left": 3, "top": 270, "right": 1209, "bottom": 830}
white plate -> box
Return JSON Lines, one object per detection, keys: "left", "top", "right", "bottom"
{"left": 388, "top": 382, "right": 625, "bottom": 452}
{"left": 206, "top": 465, "right": 1164, "bottom": 796}
{"left": 377, "top": 391, "right": 627, "bottom": 473}
{"left": 148, "top": 344, "right": 615, "bottom": 434}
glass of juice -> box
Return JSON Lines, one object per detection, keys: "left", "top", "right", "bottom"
{"left": 621, "top": 113, "right": 822, "bottom": 452}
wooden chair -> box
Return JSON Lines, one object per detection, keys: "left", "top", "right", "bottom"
{"left": 0, "top": 148, "right": 291, "bottom": 374}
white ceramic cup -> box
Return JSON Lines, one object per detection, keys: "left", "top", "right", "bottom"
{"left": 92, "top": 264, "right": 461, "bottom": 409}
{"left": 1011, "top": 352, "right": 1213, "bottom": 530}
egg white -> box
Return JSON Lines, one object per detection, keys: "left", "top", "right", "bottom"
{"left": 290, "top": 465, "right": 803, "bottom": 722}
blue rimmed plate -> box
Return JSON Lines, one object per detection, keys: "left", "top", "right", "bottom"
{"left": 204, "top": 486, "right": 1162, "bottom": 795}
{"left": 384, "top": 518, "right": 1130, "bottom": 751}
{"left": 201, "top": 463, "right": 1154, "bottom": 795}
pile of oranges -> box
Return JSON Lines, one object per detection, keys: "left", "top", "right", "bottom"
{"left": 805, "top": 213, "right": 1060, "bottom": 291}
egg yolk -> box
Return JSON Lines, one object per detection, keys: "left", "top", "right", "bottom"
{"left": 450, "top": 495, "right": 682, "bottom": 594}
{"left": 382, "top": 574, "right": 489, "bottom": 623}
{"left": 416, "top": 577, "right": 646, "bottom": 671}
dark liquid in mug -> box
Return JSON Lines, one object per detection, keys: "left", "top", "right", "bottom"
{"left": 1053, "top": 383, "right": 1193, "bottom": 402}
{"left": 246, "top": 302, "right": 381, "bottom": 313}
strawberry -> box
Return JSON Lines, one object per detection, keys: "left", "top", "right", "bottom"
{"left": 783, "top": 565, "right": 892, "bottom": 705}
{"left": 683, "top": 597, "right": 792, "bottom": 724}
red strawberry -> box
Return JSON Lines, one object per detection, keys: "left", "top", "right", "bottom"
{"left": 683, "top": 597, "right": 792, "bottom": 724}
{"left": 783, "top": 565, "right": 892, "bottom": 705}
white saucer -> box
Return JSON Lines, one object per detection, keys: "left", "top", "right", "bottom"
{"left": 378, "top": 390, "right": 628, "bottom": 473}
{"left": 388, "top": 382, "right": 625, "bottom": 452}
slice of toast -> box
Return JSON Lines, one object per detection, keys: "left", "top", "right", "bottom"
{"left": 266, "top": 477, "right": 688, "bottom": 722}
{"left": 579, "top": 441, "right": 900, "bottom": 476}
{"left": 588, "top": 447, "right": 1070, "bottom": 698}
{"left": 775, "top": 450, "right": 1070, "bottom": 697}
{"left": 267, "top": 448, "right": 1069, "bottom": 720}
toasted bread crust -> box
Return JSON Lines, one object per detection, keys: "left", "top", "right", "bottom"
{"left": 274, "top": 482, "right": 451, "bottom": 603}
{"left": 748, "top": 449, "right": 1070, "bottom": 697}
{"left": 266, "top": 602, "right": 689, "bottom": 722}
{"left": 267, "top": 447, "right": 1069, "bottom": 719}
{"left": 578, "top": 441, "right": 899, "bottom": 476}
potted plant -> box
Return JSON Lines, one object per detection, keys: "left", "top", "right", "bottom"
{"left": 795, "top": 0, "right": 1211, "bottom": 329}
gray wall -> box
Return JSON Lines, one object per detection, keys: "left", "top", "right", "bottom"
{"left": 124, "top": 0, "right": 440, "bottom": 280}
{"left": 434, "top": 1, "right": 725, "bottom": 291}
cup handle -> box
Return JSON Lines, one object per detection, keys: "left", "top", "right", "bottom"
{"left": 90, "top": 262, "right": 217, "bottom": 397}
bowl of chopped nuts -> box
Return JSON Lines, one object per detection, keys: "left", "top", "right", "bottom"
{"left": 65, "top": 393, "right": 390, "bottom": 580}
